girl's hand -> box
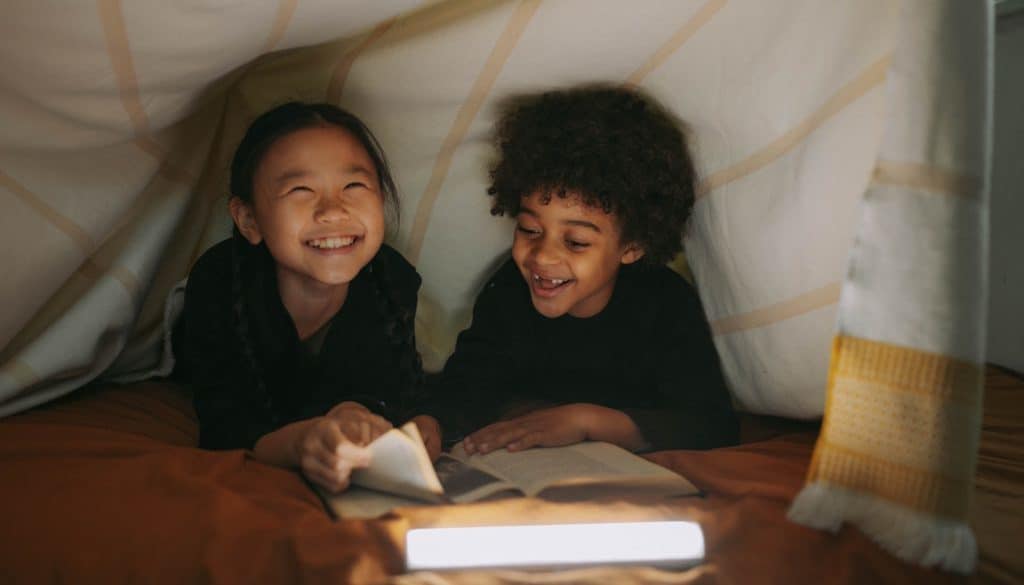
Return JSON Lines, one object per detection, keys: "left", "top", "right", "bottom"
{"left": 462, "top": 404, "right": 601, "bottom": 455}
{"left": 325, "top": 401, "right": 393, "bottom": 445}
{"left": 409, "top": 414, "right": 442, "bottom": 462}
{"left": 296, "top": 417, "right": 372, "bottom": 494}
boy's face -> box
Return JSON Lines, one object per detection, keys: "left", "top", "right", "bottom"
{"left": 512, "top": 191, "right": 643, "bottom": 319}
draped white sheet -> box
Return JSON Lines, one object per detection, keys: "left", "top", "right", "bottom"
{"left": 0, "top": 0, "right": 899, "bottom": 416}
{"left": 0, "top": 0, "right": 991, "bottom": 571}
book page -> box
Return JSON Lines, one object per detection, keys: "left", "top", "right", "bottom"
{"left": 349, "top": 422, "right": 445, "bottom": 502}
{"left": 320, "top": 485, "right": 424, "bottom": 519}
{"left": 450, "top": 441, "right": 698, "bottom": 497}
{"left": 434, "top": 455, "right": 522, "bottom": 503}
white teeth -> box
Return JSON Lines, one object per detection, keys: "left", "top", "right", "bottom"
{"left": 533, "top": 274, "right": 566, "bottom": 285}
{"left": 308, "top": 236, "right": 355, "bottom": 249}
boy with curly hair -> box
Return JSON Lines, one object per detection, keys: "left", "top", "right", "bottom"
{"left": 438, "top": 85, "right": 737, "bottom": 454}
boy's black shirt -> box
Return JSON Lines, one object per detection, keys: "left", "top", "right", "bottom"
{"left": 435, "top": 258, "right": 738, "bottom": 451}
{"left": 173, "top": 238, "right": 422, "bottom": 450}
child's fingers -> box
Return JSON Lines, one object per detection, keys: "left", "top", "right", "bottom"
{"left": 305, "top": 464, "right": 352, "bottom": 494}
{"left": 317, "top": 418, "right": 349, "bottom": 454}
{"left": 327, "top": 410, "right": 391, "bottom": 445}
{"left": 506, "top": 430, "right": 546, "bottom": 452}
{"left": 301, "top": 443, "right": 348, "bottom": 478}
{"left": 335, "top": 440, "right": 372, "bottom": 469}
{"left": 302, "top": 436, "right": 345, "bottom": 475}
{"left": 303, "top": 444, "right": 366, "bottom": 491}
{"left": 338, "top": 417, "right": 385, "bottom": 446}
{"left": 317, "top": 422, "right": 372, "bottom": 466}
{"left": 469, "top": 422, "right": 530, "bottom": 454}
{"left": 420, "top": 427, "right": 442, "bottom": 462}
{"left": 356, "top": 420, "right": 371, "bottom": 445}
{"left": 464, "top": 421, "right": 514, "bottom": 454}
{"left": 364, "top": 413, "right": 392, "bottom": 439}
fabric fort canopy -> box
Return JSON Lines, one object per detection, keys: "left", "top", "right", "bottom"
{"left": 0, "top": 0, "right": 992, "bottom": 574}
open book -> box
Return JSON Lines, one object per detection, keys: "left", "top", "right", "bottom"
{"left": 320, "top": 422, "right": 700, "bottom": 519}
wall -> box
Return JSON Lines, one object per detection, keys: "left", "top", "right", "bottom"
{"left": 990, "top": 9, "right": 1024, "bottom": 372}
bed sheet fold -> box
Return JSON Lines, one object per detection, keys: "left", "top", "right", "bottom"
{"left": 0, "top": 369, "right": 1019, "bottom": 584}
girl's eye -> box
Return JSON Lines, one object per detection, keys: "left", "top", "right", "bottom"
{"left": 345, "top": 181, "right": 369, "bottom": 190}
{"left": 287, "top": 185, "right": 313, "bottom": 195}
{"left": 516, "top": 225, "right": 540, "bottom": 237}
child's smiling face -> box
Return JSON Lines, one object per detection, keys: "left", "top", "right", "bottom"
{"left": 512, "top": 190, "right": 643, "bottom": 318}
{"left": 235, "top": 125, "right": 386, "bottom": 294}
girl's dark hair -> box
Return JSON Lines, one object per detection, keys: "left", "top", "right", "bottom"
{"left": 228, "top": 101, "right": 421, "bottom": 422}
{"left": 488, "top": 85, "right": 698, "bottom": 266}
{"left": 229, "top": 101, "right": 398, "bottom": 220}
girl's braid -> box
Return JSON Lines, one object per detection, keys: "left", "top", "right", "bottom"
{"left": 368, "top": 255, "right": 424, "bottom": 417}
{"left": 230, "top": 234, "right": 278, "bottom": 425}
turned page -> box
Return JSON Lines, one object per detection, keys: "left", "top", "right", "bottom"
{"left": 349, "top": 423, "right": 445, "bottom": 502}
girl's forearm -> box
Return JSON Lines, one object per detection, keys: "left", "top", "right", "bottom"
{"left": 252, "top": 418, "right": 317, "bottom": 468}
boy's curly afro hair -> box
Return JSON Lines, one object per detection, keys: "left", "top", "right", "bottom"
{"left": 488, "top": 84, "right": 697, "bottom": 266}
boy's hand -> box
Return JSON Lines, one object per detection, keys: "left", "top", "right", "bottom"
{"left": 409, "top": 414, "right": 442, "bottom": 462}
{"left": 462, "top": 404, "right": 600, "bottom": 454}
{"left": 295, "top": 417, "right": 373, "bottom": 494}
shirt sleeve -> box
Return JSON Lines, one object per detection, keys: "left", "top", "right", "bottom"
{"left": 175, "top": 243, "right": 273, "bottom": 450}
{"left": 621, "top": 274, "right": 738, "bottom": 451}
{"left": 429, "top": 263, "right": 521, "bottom": 442}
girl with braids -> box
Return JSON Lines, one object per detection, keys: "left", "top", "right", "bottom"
{"left": 438, "top": 85, "right": 736, "bottom": 455}
{"left": 173, "top": 102, "right": 440, "bottom": 494}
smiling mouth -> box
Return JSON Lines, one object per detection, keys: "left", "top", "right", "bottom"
{"left": 305, "top": 236, "right": 358, "bottom": 250}
{"left": 531, "top": 273, "right": 573, "bottom": 291}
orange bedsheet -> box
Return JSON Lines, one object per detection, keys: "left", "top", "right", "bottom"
{"left": 0, "top": 368, "right": 1019, "bottom": 584}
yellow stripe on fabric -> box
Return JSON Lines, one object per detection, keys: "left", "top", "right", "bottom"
{"left": 110, "top": 264, "right": 141, "bottom": 298}
{"left": 365, "top": 0, "right": 500, "bottom": 50}
{"left": 812, "top": 441, "right": 973, "bottom": 520}
{"left": 698, "top": 55, "right": 891, "bottom": 197}
{"left": 873, "top": 160, "right": 980, "bottom": 199}
{"left": 263, "top": 0, "right": 299, "bottom": 53}
{"left": 625, "top": 0, "right": 726, "bottom": 86}
{"left": 134, "top": 137, "right": 198, "bottom": 184}
{"left": 98, "top": 2, "right": 198, "bottom": 185}
{"left": 97, "top": 0, "right": 150, "bottom": 136}
{"left": 831, "top": 335, "right": 982, "bottom": 406}
{"left": 809, "top": 335, "right": 983, "bottom": 521}
{"left": 0, "top": 256, "right": 140, "bottom": 365}
{"left": 0, "top": 169, "right": 95, "bottom": 253}
{"left": 827, "top": 374, "right": 980, "bottom": 473}
{"left": 406, "top": 0, "right": 541, "bottom": 264}
{"left": 326, "top": 18, "right": 397, "bottom": 104}
{"left": 709, "top": 281, "right": 840, "bottom": 335}
{"left": 77, "top": 258, "right": 105, "bottom": 281}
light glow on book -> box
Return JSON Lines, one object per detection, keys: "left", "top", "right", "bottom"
{"left": 405, "top": 520, "right": 704, "bottom": 571}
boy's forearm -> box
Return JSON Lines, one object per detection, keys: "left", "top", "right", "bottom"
{"left": 581, "top": 404, "right": 650, "bottom": 452}
{"left": 625, "top": 405, "right": 737, "bottom": 451}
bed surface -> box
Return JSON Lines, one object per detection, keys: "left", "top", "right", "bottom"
{"left": 0, "top": 368, "right": 1019, "bottom": 584}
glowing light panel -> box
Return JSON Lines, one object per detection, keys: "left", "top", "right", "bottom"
{"left": 406, "top": 520, "right": 704, "bottom": 571}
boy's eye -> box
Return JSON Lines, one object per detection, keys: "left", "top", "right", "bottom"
{"left": 566, "top": 239, "right": 590, "bottom": 250}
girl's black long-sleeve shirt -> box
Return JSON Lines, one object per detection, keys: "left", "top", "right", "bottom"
{"left": 172, "top": 238, "right": 422, "bottom": 450}
{"left": 435, "top": 259, "right": 737, "bottom": 451}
